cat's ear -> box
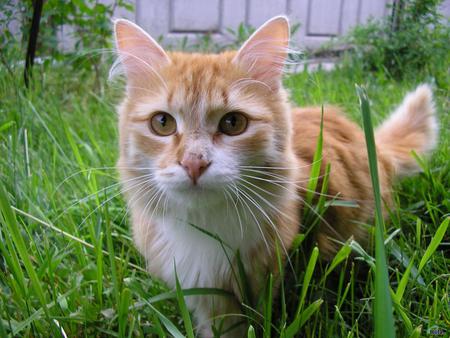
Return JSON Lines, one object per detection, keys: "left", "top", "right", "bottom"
{"left": 233, "top": 16, "right": 290, "bottom": 90}
{"left": 113, "top": 19, "right": 170, "bottom": 80}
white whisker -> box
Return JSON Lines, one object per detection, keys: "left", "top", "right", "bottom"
{"left": 229, "top": 183, "right": 270, "bottom": 251}
{"left": 224, "top": 186, "right": 244, "bottom": 239}
{"left": 239, "top": 173, "right": 343, "bottom": 241}
{"left": 55, "top": 173, "right": 154, "bottom": 221}
{"left": 235, "top": 183, "right": 295, "bottom": 273}
{"left": 74, "top": 176, "right": 151, "bottom": 230}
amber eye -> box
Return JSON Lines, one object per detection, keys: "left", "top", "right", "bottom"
{"left": 218, "top": 112, "right": 248, "bottom": 136}
{"left": 149, "top": 112, "right": 177, "bottom": 136}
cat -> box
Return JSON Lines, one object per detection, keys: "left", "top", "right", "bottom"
{"left": 112, "top": 16, "right": 437, "bottom": 337}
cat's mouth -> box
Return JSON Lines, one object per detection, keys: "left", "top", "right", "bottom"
{"left": 163, "top": 182, "right": 231, "bottom": 209}
{"left": 172, "top": 180, "right": 229, "bottom": 193}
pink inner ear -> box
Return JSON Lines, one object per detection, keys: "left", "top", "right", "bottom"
{"left": 233, "top": 16, "right": 290, "bottom": 90}
{"left": 114, "top": 19, "right": 170, "bottom": 80}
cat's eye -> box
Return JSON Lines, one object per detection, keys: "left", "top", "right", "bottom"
{"left": 149, "top": 112, "right": 177, "bottom": 136}
{"left": 218, "top": 112, "right": 248, "bottom": 136}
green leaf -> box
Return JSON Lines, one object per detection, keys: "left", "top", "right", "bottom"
{"left": 357, "top": 85, "right": 395, "bottom": 338}
{"left": 304, "top": 106, "right": 324, "bottom": 207}
{"left": 0, "top": 185, "right": 50, "bottom": 318}
{"left": 144, "top": 288, "right": 234, "bottom": 306}
{"left": 323, "top": 241, "right": 352, "bottom": 279}
{"left": 408, "top": 325, "right": 422, "bottom": 338}
{"left": 0, "top": 120, "right": 14, "bottom": 132}
{"left": 391, "top": 288, "right": 412, "bottom": 333}
{"left": 236, "top": 250, "right": 253, "bottom": 306}
{"left": 263, "top": 274, "right": 273, "bottom": 338}
{"left": 418, "top": 217, "right": 449, "bottom": 273}
{"left": 395, "top": 253, "right": 415, "bottom": 302}
{"left": 298, "top": 247, "right": 319, "bottom": 313}
{"left": 285, "top": 299, "right": 323, "bottom": 337}
{"left": 96, "top": 231, "right": 104, "bottom": 308}
{"left": 285, "top": 247, "right": 319, "bottom": 337}
{"left": 151, "top": 313, "right": 167, "bottom": 338}
{"left": 118, "top": 288, "right": 131, "bottom": 338}
{"left": 145, "top": 302, "right": 185, "bottom": 338}
{"left": 175, "top": 266, "right": 195, "bottom": 338}
{"left": 247, "top": 325, "right": 256, "bottom": 338}
{"left": 296, "top": 299, "right": 323, "bottom": 331}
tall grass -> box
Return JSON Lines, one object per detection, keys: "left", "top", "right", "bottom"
{"left": 0, "top": 59, "right": 448, "bottom": 337}
{"left": 356, "top": 85, "right": 395, "bottom": 338}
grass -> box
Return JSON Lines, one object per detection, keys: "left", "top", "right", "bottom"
{"left": 0, "top": 54, "right": 448, "bottom": 337}
{"left": 357, "top": 85, "right": 395, "bottom": 338}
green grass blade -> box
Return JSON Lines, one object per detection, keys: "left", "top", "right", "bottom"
{"left": 96, "top": 231, "right": 104, "bottom": 308}
{"left": 285, "top": 299, "right": 323, "bottom": 338}
{"left": 275, "top": 241, "right": 287, "bottom": 324}
{"left": 323, "top": 240, "right": 352, "bottom": 280}
{"left": 408, "top": 326, "right": 422, "bottom": 338}
{"left": 0, "top": 314, "right": 6, "bottom": 338}
{"left": 145, "top": 302, "right": 185, "bottom": 338}
{"left": 395, "top": 253, "right": 415, "bottom": 302}
{"left": 263, "top": 274, "right": 273, "bottom": 338}
{"left": 415, "top": 218, "right": 421, "bottom": 248}
{"left": 248, "top": 325, "right": 256, "bottom": 338}
{"left": 175, "top": 266, "right": 195, "bottom": 338}
{"left": 296, "top": 299, "right": 323, "bottom": 331}
{"left": 235, "top": 250, "right": 253, "bottom": 306}
{"left": 285, "top": 247, "right": 319, "bottom": 337}
{"left": 298, "top": 247, "right": 319, "bottom": 313}
{"left": 12, "top": 206, "right": 146, "bottom": 272}
{"left": 390, "top": 289, "right": 412, "bottom": 333}
{"left": 141, "top": 287, "right": 234, "bottom": 306}
{"left": 309, "top": 163, "right": 332, "bottom": 228}
{"left": 151, "top": 313, "right": 167, "bottom": 338}
{"left": 118, "top": 288, "right": 131, "bottom": 338}
{"left": 105, "top": 209, "right": 120, "bottom": 305}
{"left": 304, "top": 106, "right": 324, "bottom": 214}
{"left": 12, "top": 287, "right": 83, "bottom": 335}
{"left": 418, "top": 217, "right": 449, "bottom": 273}
{"left": 0, "top": 214, "right": 27, "bottom": 297}
{"left": 356, "top": 85, "right": 395, "bottom": 338}
{"left": 0, "top": 185, "right": 50, "bottom": 318}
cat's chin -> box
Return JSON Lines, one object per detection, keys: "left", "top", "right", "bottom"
{"left": 164, "top": 182, "right": 230, "bottom": 209}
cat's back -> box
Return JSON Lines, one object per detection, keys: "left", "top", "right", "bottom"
{"left": 291, "top": 106, "right": 394, "bottom": 255}
{"left": 292, "top": 106, "right": 365, "bottom": 162}
{"left": 291, "top": 105, "right": 392, "bottom": 178}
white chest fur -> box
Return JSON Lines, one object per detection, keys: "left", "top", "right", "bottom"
{"left": 136, "top": 199, "right": 267, "bottom": 290}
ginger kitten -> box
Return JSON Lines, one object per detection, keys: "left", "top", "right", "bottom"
{"left": 113, "top": 16, "right": 437, "bottom": 337}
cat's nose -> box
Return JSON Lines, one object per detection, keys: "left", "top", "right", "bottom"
{"left": 180, "top": 155, "right": 211, "bottom": 185}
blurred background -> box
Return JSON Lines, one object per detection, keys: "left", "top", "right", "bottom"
{"left": 1, "top": 0, "right": 449, "bottom": 87}
{"left": 3, "top": 0, "right": 450, "bottom": 49}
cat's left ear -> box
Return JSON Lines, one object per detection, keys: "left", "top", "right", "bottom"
{"left": 233, "top": 16, "right": 290, "bottom": 90}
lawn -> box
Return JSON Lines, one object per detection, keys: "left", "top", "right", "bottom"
{"left": 0, "top": 54, "right": 448, "bottom": 337}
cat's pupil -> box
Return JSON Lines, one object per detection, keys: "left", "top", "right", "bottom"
{"left": 159, "top": 115, "right": 167, "bottom": 127}
{"left": 228, "top": 115, "right": 237, "bottom": 127}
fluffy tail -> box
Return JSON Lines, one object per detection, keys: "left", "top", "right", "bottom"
{"left": 375, "top": 84, "right": 438, "bottom": 176}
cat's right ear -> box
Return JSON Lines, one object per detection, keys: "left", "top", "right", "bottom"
{"left": 113, "top": 19, "right": 170, "bottom": 80}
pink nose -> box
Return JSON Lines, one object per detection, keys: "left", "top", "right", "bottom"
{"left": 180, "top": 155, "right": 211, "bottom": 185}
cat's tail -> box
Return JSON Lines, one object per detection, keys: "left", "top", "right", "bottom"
{"left": 375, "top": 84, "right": 438, "bottom": 176}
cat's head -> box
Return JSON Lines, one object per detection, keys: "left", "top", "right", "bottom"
{"left": 114, "top": 16, "right": 298, "bottom": 207}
